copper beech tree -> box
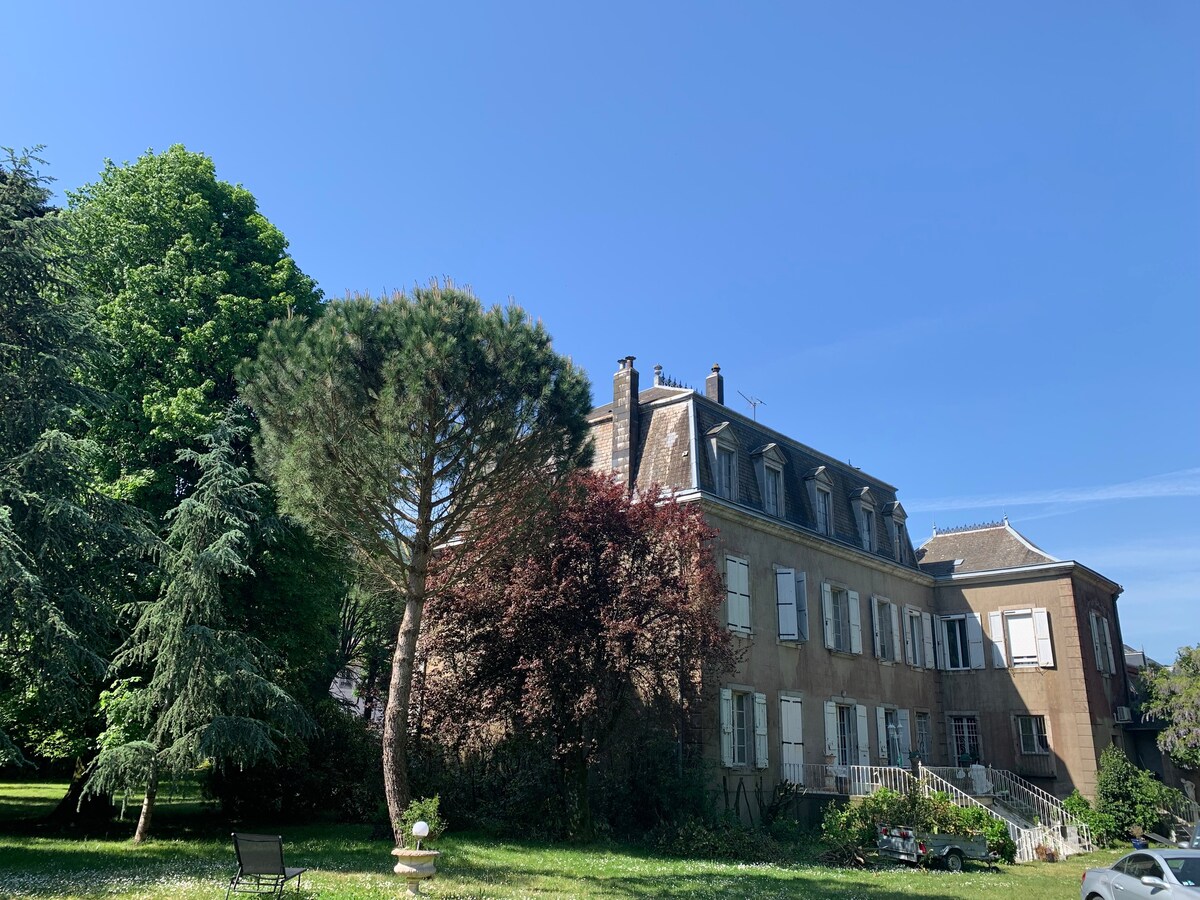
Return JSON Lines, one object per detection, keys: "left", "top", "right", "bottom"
{"left": 421, "top": 471, "right": 735, "bottom": 833}
{"left": 239, "top": 285, "right": 592, "bottom": 843}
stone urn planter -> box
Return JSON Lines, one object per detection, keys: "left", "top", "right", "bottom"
{"left": 392, "top": 846, "right": 440, "bottom": 895}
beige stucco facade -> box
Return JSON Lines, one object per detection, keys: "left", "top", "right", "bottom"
{"left": 587, "top": 359, "right": 1133, "bottom": 808}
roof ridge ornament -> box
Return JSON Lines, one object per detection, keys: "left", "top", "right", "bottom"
{"left": 932, "top": 520, "right": 1006, "bottom": 536}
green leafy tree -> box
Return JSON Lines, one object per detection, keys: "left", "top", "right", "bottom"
{"left": 1095, "top": 745, "right": 1173, "bottom": 838}
{"left": 0, "top": 150, "right": 147, "bottom": 768}
{"left": 87, "top": 408, "right": 312, "bottom": 842}
{"left": 63, "top": 145, "right": 322, "bottom": 516}
{"left": 239, "top": 284, "right": 593, "bottom": 843}
{"left": 1143, "top": 645, "right": 1200, "bottom": 770}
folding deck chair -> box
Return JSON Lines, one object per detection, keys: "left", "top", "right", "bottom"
{"left": 227, "top": 832, "right": 306, "bottom": 898}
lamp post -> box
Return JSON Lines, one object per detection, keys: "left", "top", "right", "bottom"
{"left": 391, "top": 821, "right": 440, "bottom": 896}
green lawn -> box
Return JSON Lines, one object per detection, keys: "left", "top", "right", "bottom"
{"left": 0, "top": 782, "right": 1123, "bottom": 899}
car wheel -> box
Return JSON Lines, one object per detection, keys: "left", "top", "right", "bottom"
{"left": 944, "top": 850, "right": 964, "bottom": 872}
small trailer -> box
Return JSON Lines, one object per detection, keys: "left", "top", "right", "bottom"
{"left": 876, "top": 823, "right": 997, "bottom": 872}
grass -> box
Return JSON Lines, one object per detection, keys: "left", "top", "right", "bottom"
{"left": 0, "top": 781, "right": 1125, "bottom": 899}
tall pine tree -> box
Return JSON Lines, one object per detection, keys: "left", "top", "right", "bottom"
{"left": 0, "top": 150, "right": 145, "bottom": 767}
{"left": 87, "top": 407, "right": 312, "bottom": 841}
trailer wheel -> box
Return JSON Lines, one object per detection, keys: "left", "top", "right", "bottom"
{"left": 944, "top": 850, "right": 965, "bottom": 873}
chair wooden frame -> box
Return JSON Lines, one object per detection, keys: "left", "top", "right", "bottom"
{"left": 226, "top": 832, "right": 306, "bottom": 898}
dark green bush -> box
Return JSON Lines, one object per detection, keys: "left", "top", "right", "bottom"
{"left": 1064, "top": 788, "right": 1118, "bottom": 846}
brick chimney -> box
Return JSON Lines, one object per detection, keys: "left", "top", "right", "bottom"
{"left": 611, "top": 356, "right": 640, "bottom": 489}
{"left": 705, "top": 363, "right": 724, "bottom": 404}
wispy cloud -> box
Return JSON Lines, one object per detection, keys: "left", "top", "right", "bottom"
{"left": 906, "top": 468, "right": 1200, "bottom": 514}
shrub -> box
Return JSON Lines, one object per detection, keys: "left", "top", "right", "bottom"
{"left": 1093, "top": 745, "right": 1185, "bottom": 839}
{"left": 648, "top": 814, "right": 788, "bottom": 863}
{"left": 396, "top": 795, "right": 446, "bottom": 848}
{"left": 1064, "top": 789, "right": 1118, "bottom": 846}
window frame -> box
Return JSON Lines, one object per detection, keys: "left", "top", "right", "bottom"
{"left": 949, "top": 713, "right": 981, "bottom": 764}
{"left": 1016, "top": 714, "right": 1050, "bottom": 756}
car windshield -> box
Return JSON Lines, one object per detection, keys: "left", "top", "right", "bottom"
{"left": 1166, "top": 857, "right": 1200, "bottom": 888}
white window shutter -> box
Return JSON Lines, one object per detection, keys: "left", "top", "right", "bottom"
{"left": 989, "top": 611, "right": 1008, "bottom": 668}
{"left": 821, "top": 583, "right": 834, "bottom": 649}
{"left": 848, "top": 591, "right": 862, "bottom": 654}
{"left": 903, "top": 607, "right": 915, "bottom": 665}
{"left": 967, "top": 612, "right": 985, "bottom": 669}
{"left": 776, "top": 568, "right": 798, "bottom": 641}
{"left": 720, "top": 688, "right": 733, "bottom": 768}
{"left": 933, "top": 616, "right": 947, "bottom": 670}
{"left": 876, "top": 707, "right": 888, "bottom": 760}
{"left": 1102, "top": 617, "right": 1115, "bottom": 674}
{"left": 870, "top": 598, "right": 882, "bottom": 658}
{"left": 753, "top": 692, "right": 769, "bottom": 769}
{"left": 1089, "top": 611, "right": 1103, "bottom": 672}
{"left": 796, "top": 573, "right": 809, "bottom": 641}
{"left": 780, "top": 697, "right": 804, "bottom": 783}
{"left": 1031, "top": 608, "right": 1054, "bottom": 668}
{"left": 889, "top": 603, "right": 901, "bottom": 662}
{"left": 897, "top": 709, "right": 912, "bottom": 762}
{"left": 922, "top": 612, "right": 935, "bottom": 670}
{"left": 824, "top": 700, "right": 838, "bottom": 757}
{"left": 855, "top": 704, "right": 870, "bottom": 766}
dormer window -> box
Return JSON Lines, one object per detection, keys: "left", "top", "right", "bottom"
{"left": 804, "top": 467, "right": 834, "bottom": 536}
{"left": 764, "top": 467, "right": 782, "bottom": 516}
{"left": 850, "top": 487, "right": 877, "bottom": 552}
{"left": 706, "top": 423, "right": 739, "bottom": 502}
{"left": 884, "top": 502, "right": 909, "bottom": 564}
{"left": 752, "top": 443, "right": 787, "bottom": 518}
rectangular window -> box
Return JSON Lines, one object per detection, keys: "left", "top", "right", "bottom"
{"left": 816, "top": 488, "right": 832, "bottom": 535}
{"left": 945, "top": 616, "right": 970, "bottom": 670}
{"left": 915, "top": 712, "right": 931, "bottom": 761}
{"left": 1005, "top": 611, "right": 1038, "bottom": 667}
{"left": 950, "top": 715, "right": 980, "bottom": 763}
{"left": 873, "top": 597, "right": 899, "bottom": 662}
{"left": 831, "top": 586, "right": 850, "bottom": 652}
{"left": 906, "top": 609, "right": 924, "bottom": 667}
{"left": 1017, "top": 715, "right": 1050, "bottom": 755}
{"left": 725, "top": 556, "right": 750, "bottom": 634}
{"left": 894, "top": 521, "right": 907, "bottom": 563}
{"left": 717, "top": 447, "right": 736, "bottom": 499}
{"left": 732, "top": 691, "right": 751, "bottom": 766}
{"left": 764, "top": 466, "right": 781, "bottom": 516}
{"left": 775, "top": 568, "right": 808, "bottom": 642}
{"left": 836, "top": 704, "right": 858, "bottom": 767}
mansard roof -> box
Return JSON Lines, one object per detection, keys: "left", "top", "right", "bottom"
{"left": 916, "top": 518, "right": 1058, "bottom": 576}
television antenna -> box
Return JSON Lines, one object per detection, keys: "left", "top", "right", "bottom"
{"left": 738, "top": 390, "right": 765, "bottom": 421}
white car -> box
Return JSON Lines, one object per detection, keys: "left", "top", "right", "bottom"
{"left": 1082, "top": 850, "right": 1200, "bottom": 900}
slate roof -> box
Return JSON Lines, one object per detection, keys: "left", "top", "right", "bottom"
{"left": 587, "top": 386, "right": 689, "bottom": 422}
{"left": 916, "top": 519, "right": 1058, "bottom": 576}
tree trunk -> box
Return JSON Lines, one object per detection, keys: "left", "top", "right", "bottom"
{"left": 46, "top": 753, "right": 114, "bottom": 826}
{"left": 132, "top": 759, "right": 158, "bottom": 843}
{"left": 382, "top": 554, "right": 429, "bottom": 846}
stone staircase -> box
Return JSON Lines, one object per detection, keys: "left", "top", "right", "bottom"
{"left": 848, "top": 764, "right": 1092, "bottom": 863}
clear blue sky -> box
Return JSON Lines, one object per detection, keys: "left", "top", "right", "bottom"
{"left": 7, "top": 2, "right": 1198, "bottom": 661}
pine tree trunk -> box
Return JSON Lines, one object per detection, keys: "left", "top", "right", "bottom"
{"left": 46, "top": 753, "right": 113, "bottom": 825}
{"left": 132, "top": 759, "right": 158, "bottom": 843}
{"left": 382, "top": 554, "right": 429, "bottom": 846}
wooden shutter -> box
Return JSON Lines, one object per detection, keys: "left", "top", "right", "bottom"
{"left": 753, "top": 692, "right": 769, "bottom": 769}
{"left": 776, "top": 568, "right": 798, "bottom": 641}
{"left": 821, "top": 583, "right": 834, "bottom": 649}
{"left": 796, "top": 572, "right": 809, "bottom": 641}
{"left": 823, "top": 700, "right": 838, "bottom": 757}
{"left": 726, "top": 557, "right": 750, "bottom": 632}
{"left": 933, "top": 616, "right": 947, "bottom": 670}
{"left": 1102, "top": 617, "right": 1116, "bottom": 674}
{"left": 848, "top": 591, "right": 862, "bottom": 655}
{"left": 1034, "top": 608, "right": 1055, "bottom": 668}
{"left": 855, "top": 705, "right": 870, "bottom": 765}
{"left": 889, "top": 603, "right": 901, "bottom": 663}
{"left": 1089, "top": 611, "right": 1103, "bottom": 672}
{"left": 903, "top": 607, "right": 916, "bottom": 665}
{"left": 876, "top": 707, "right": 888, "bottom": 760}
{"left": 989, "top": 611, "right": 1008, "bottom": 668}
{"left": 922, "top": 612, "right": 935, "bottom": 670}
{"left": 897, "top": 709, "right": 912, "bottom": 762}
{"left": 780, "top": 697, "right": 804, "bottom": 783}
{"left": 870, "top": 598, "right": 882, "bottom": 658}
{"left": 967, "top": 612, "right": 985, "bottom": 669}
{"left": 719, "top": 688, "right": 733, "bottom": 768}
